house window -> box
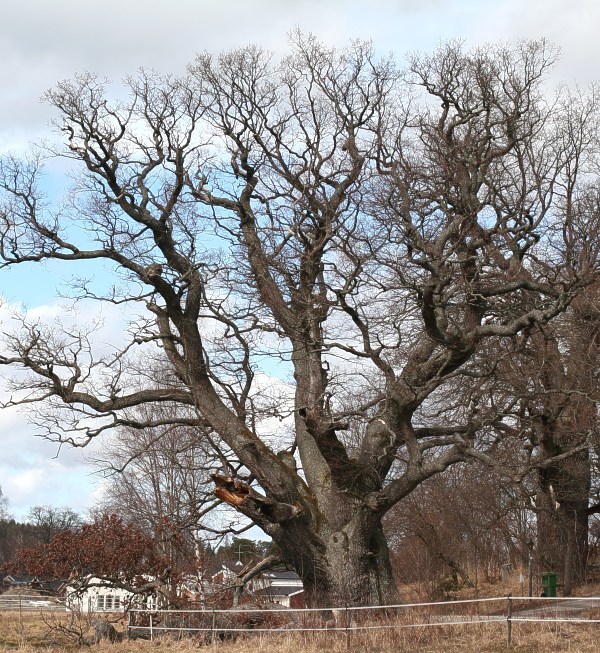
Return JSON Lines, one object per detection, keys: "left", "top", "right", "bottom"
{"left": 105, "top": 595, "right": 113, "bottom": 611}
{"left": 114, "top": 596, "right": 121, "bottom": 610}
{"left": 96, "top": 595, "right": 105, "bottom": 611}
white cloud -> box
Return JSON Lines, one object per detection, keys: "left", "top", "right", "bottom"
{"left": 0, "top": 409, "right": 102, "bottom": 520}
{"left": 0, "top": 297, "right": 129, "bottom": 520}
{"left": 1, "top": 0, "right": 600, "bottom": 519}
{"left": 2, "top": 0, "right": 599, "bottom": 149}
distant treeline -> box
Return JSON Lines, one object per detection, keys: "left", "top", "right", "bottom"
{"left": 0, "top": 519, "right": 40, "bottom": 567}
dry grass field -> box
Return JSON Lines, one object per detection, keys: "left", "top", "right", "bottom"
{"left": 0, "top": 620, "right": 599, "bottom": 653}
{"left": 0, "top": 613, "right": 598, "bottom": 653}
{"left": 0, "top": 580, "right": 599, "bottom": 653}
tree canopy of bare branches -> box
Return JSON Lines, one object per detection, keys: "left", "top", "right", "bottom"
{"left": 1, "top": 35, "right": 599, "bottom": 605}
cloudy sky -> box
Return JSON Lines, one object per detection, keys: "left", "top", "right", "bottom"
{"left": 0, "top": 0, "right": 598, "bottom": 521}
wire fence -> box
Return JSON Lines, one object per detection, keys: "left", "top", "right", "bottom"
{"left": 127, "top": 595, "right": 600, "bottom": 647}
{"left": 0, "top": 594, "right": 64, "bottom": 612}
{"left": 0, "top": 593, "right": 598, "bottom": 647}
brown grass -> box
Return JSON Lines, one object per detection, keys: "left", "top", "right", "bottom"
{"left": 0, "top": 579, "right": 599, "bottom": 653}
{"left": 0, "top": 622, "right": 598, "bottom": 653}
{"left": 0, "top": 614, "right": 599, "bottom": 653}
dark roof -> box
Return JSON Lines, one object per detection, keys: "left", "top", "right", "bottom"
{"left": 206, "top": 560, "right": 243, "bottom": 577}
{"left": 264, "top": 569, "right": 302, "bottom": 581}
{"left": 256, "top": 584, "right": 304, "bottom": 597}
{"left": 207, "top": 560, "right": 303, "bottom": 584}
{"left": 3, "top": 575, "right": 37, "bottom": 586}
{"left": 37, "top": 579, "right": 68, "bottom": 594}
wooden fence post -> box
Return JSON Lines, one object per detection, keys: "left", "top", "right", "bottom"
{"left": 345, "top": 605, "right": 350, "bottom": 651}
{"left": 18, "top": 594, "right": 23, "bottom": 641}
{"left": 507, "top": 594, "right": 513, "bottom": 646}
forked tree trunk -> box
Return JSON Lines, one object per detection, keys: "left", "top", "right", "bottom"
{"left": 535, "top": 290, "right": 600, "bottom": 595}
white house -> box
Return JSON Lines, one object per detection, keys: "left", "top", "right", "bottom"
{"left": 65, "top": 577, "right": 161, "bottom": 613}
{"left": 207, "top": 560, "right": 305, "bottom": 607}
{"left": 66, "top": 577, "right": 131, "bottom": 613}
{"left": 249, "top": 568, "right": 304, "bottom": 607}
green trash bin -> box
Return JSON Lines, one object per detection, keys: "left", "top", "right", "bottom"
{"left": 541, "top": 572, "right": 557, "bottom": 597}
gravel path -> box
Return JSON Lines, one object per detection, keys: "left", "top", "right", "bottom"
{"left": 512, "top": 596, "right": 600, "bottom": 619}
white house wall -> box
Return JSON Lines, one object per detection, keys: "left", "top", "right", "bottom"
{"left": 65, "top": 578, "right": 132, "bottom": 613}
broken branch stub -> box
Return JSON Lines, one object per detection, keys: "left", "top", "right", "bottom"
{"left": 211, "top": 473, "right": 303, "bottom": 523}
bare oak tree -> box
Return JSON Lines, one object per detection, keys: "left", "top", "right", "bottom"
{"left": 0, "top": 36, "right": 598, "bottom": 605}
{"left": 495, "top": 282, "right": 600, "bottom": 594}
{"left": 431, "top": 85, "right": 600, "bottom": 594}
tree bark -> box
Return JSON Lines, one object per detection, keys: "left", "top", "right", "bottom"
{"left": 286, "top": 521, "right": 402, "bottom": 607}
{"left": 214, "top": 474, "right": 401, "bottom": 606}
{"left": 536, "top": 450, "right": 590, "bottom": 594}
{"left": 534, "top": 287, "right": 599, "bottom": 594}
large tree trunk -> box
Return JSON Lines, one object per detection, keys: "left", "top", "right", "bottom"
{"left": 212, "top": 473, "right": 401, "bottom": 606}
{"left": 533, "top": 287, "right": 598, "bottom": 596}
{"left": 536, "top": 449, "right": 590, "bottom": 595}
{"left": 277, "top": 512, "right": 402, "bottom": 607}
